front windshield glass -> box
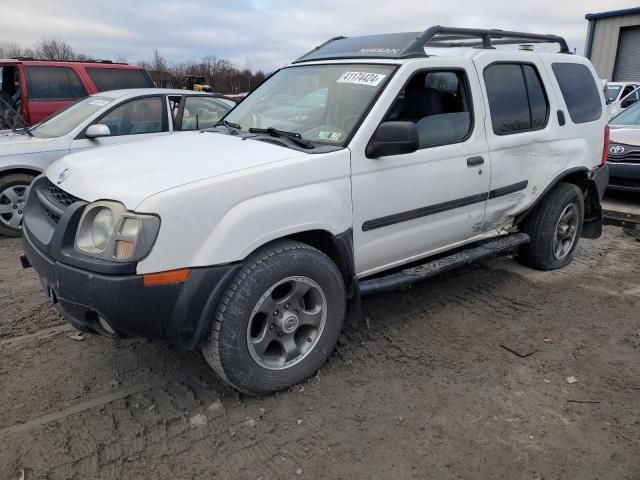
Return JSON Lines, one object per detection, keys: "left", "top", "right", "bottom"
{"left": 30, "top": 96, "right": 114, "bottom": 138}
{"left": 224, "top": 64, "right": 395, "bottom": 145}
{"left": 610, "top": 101, "right": 640, "bottom": 125}
{"left": 606, "top": 85, "right": 622, "bottom": 103}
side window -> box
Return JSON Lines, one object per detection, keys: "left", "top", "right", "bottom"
{"left": 621, "top": 85, "right": 634, "bottom": 98}
{"left": 551, "top": 63, "right": 602, "bottom": 124}
{"left": 86, "top": 68, "right": 153, "bottom": 91}
{"left": 385, "top": 70, "right": 472, "bottom": 148}
{"left": 483, "top": 63, "right": 549, "bottom": 135}
{"left": 180, "top": 96, "right": 233, "bottom": 131}
{"left": 25, "top": 66, "right": 86, "bottom": 100}
{"left": 97, "top": 97, "right": 164, "bottom": 136}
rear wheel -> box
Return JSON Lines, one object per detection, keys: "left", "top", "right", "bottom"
{"left": 0, "top": 173, "right": 35, "bottom": 237}
{"left": 201, "top": 240, "right": 346, "bottom": 395}
{"left": 518, "top": 182, "right": 584, "bottom": 270}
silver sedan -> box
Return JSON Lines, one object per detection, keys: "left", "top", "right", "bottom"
{"left": 0, "top": 88, "right": 235, "bottom": 236}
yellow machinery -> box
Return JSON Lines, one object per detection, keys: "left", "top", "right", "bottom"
{"left": 182, "top": 75, "right": 213, "bottom": 93}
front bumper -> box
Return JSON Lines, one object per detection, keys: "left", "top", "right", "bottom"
{"left": 608, "top": 162, "right": 640, "bottom": 192}
{"left": 22, "top": 227, "right": 240, "bottom": 349}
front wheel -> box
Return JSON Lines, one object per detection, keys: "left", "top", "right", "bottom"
{"left": 0, "top": 173, "right": 35, "bottom": 237}
{"left": 518, "top": 182, "right": 584, "bottom": 270}
{"left": 201, "top": 240, "right": 346, "bottom": 395}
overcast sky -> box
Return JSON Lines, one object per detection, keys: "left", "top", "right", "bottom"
{"left": 2, "top": 0, "right": 638, "bottom": 71}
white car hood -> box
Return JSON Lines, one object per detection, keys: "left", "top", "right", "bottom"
{"left": 609, "top": 126, "right": 640, "bottom": 147}
{"left": 46, "top": 132, "right": 305, "bottom": 208}
{"left": 0, "top": 131, "right": 68, "bottom": 156}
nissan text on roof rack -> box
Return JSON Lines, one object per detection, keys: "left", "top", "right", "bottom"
{"left": 21, "top": 26, "right": 609, "bottom": 395}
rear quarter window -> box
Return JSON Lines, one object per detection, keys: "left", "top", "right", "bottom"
{"left": 552, "top": 63, "right": 602, "bottom": 124}
{"left": 86, "top": 68, "right": 154, "bottom": 91}
{"left": 25, "top": 66, "right": 87, "bottom": 100}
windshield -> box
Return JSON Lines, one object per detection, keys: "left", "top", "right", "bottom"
{"left": 223, "top": 64, "right": 395, "bottom": 145}
{"left": 30, "top": 96, "right": 114, "bottom": 138}
{"left": 606, "top": 85, "right": 622, "bottom": 103}
{"left": 610, "top": 100, "right": 640, "bottom": 126}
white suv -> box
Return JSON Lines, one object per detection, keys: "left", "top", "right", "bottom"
{"left": 21, "top": 27, "right": 609, "bottom": 395}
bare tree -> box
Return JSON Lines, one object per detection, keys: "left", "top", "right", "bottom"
{"left": 35, "top": 38, "right": 76, "bottom": 60}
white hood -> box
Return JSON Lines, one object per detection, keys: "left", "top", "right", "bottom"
{"left": 46, "top": 131, "right": 305, "bottom": 208}
{"left": 0, "top": 131, "right": 69, "bottom": 157}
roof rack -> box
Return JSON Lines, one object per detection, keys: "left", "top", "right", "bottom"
{"left": 294, "top": 25, "right": 570, "bottom": 63}
{"left": 8, "top": 57, "right": 128, "bottom": 65}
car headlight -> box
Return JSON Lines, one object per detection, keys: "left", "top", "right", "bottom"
{"left": 75, "top": 201, "right": 160, "bottom": 262}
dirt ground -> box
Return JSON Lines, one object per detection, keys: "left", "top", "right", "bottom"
{"left": 1, "top": 226, "right": 639, "bottom": 480}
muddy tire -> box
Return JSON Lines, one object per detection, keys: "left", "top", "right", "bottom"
{"left": 201, "top": 240, "right": 346, "bottom": 395}
{"left": 518, "top": 182, "right": 584, "bottom": 271}
{"left": 0, "top": 173, "right": 35, "bottom": 237}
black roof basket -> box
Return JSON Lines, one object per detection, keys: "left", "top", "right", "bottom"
{"left": 294, "top": 25, "right": 570, "bottom": 63}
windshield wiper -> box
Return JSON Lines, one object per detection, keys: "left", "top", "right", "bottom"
{"left": 214, "top": 119, "right": 242, "bottom": 134}
{"left": 248, "top": 127, "right": 314, "bottom": 149}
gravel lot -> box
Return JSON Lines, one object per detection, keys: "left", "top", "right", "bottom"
{"left": 1, "top": 227, "right": 639, "bottom": 480}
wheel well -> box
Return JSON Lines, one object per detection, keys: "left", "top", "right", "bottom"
{"left": 516, "top": 169, "right": 590, "bottom": 225}
{"left": 284, "top": 230, "right": 354, "bottom": 285}
{"left": 0, "top": 168, "right": 41, "bottom": 179}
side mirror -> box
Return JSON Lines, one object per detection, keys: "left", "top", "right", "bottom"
{"left": 85, "top": 124, "right": 111, "bottom": 139}
{"left": 621, "top": 97, "right": 638, "bottom": 109}
{"left": 366, "top": 121, "right": 419, "bottom": 158}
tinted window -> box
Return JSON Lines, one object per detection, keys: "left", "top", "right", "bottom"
{"left": 484, "top": 63, "right": 549, "bottom": 135}
{"left": 386, "top": 70, "right": 472, "bottom": 148}
{"left": 86, "top": 68, "right": 153, "bottom": 91}
{"left": 25, "top": 66, "right": 86, "bottom": 100}
{"left": 552, "top": 63, "right": 602, "bottom": 124}
{"left": 484, "top": 64, "right": 531, "bottom": 134}
{"left": 180, "top": 96, "right": 234, "bottom": 131}
{"left": 523, "top": 65, "right": 549, "bottom": 129}
{"left": 97, "top": 96, "right": 163, "bottom": 136}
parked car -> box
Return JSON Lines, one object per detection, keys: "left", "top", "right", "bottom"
{"left": 21, "top": 26, "right": 608, "bottom": 395}
{"left": 0, "top": 58, "right": 155, "bottom": 128}
{"left": 0, "top": 89, "right": 235, "bottom": 236}
{"left": 607, "top": 101, "right": 640, "bottom": 192}
{"left": 606, "top": 82, "right": 640, "bottom": 118}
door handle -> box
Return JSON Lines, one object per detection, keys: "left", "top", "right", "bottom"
{"left": 467, "top": 156, "right": 484, "bottom": 167}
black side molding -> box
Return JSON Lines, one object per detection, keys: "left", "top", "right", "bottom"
{"left": 362, "top": 180, "right": 528, "bottom": 231}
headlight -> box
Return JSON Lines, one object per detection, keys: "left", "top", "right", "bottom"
{"left": 75, "top": 201, "right": 160, "bottom": 262}
{"left": 91, "top": 208, "right": 115, "bottom": 250}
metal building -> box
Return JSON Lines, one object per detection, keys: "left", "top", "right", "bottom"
{"left": 585, "top": 7, "right": 640, "bottom": 81}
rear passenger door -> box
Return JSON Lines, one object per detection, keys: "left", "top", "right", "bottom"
{"left": 472, "top": 54, "right": 557, "bottom": 233}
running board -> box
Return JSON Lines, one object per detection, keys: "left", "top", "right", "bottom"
{"left": 358, "top": 233, "right": 530, "bottom": 296}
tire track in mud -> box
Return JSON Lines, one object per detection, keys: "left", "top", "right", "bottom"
{"left": 2, "top": 229, "right": 639, "bottom": 479}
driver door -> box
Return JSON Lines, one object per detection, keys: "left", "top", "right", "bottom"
{"left": 350, "top": 59, "right": 491, "bottom": 277}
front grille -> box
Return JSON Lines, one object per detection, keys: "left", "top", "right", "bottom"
{"left": 608, "top": 152, "right": 640, "bottom": 163}
{"left": 47, "top": 184, "right": 79, "bottom": 207}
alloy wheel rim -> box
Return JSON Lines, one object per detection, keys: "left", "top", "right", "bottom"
{"left": 553, "top": 203, "right": 579, "bottom": 260}
{"left": 246, "top": 276, "right": 327, "bottom": 371}
{"left": 0, "top": 184, "right": 30, "bottom": 230}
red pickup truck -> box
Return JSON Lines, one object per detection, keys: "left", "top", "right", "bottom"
{"left": 0, "top": 58, "right": 154, "bottom": 127}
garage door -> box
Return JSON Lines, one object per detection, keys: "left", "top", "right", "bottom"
{"left": 614, "top": 26, "right": 640, "bottom": 81}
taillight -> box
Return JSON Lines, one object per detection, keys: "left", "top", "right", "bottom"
{"left": 602, "top": 124, "right": 610, "bottom": 165}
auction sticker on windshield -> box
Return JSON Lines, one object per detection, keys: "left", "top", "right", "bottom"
{"left": 337, "top": 72, "right": 386, "bottom": 87}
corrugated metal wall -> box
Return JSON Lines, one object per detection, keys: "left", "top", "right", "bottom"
{"left": 588, "top": 13, "right": 640, "bottom": 80}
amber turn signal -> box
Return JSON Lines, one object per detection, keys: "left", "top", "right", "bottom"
{"left": 143, "top": 268, "right": 192, "bottom": 286}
